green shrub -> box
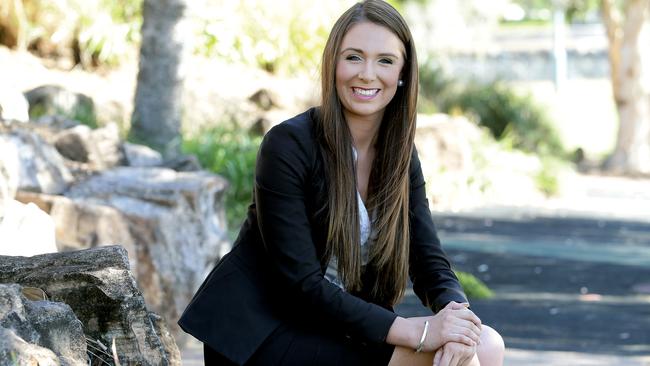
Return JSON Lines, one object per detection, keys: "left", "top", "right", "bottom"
{"left": 455, "top": 271, "right": 494, "bottom": 300}
{"left": 418, "top": 63, "right": 566, "bottom": 158}
{"left": 182, "top": 125, "right": 262, "bottom": 232}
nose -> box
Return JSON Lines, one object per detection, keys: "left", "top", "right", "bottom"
{"left": 357, "top": 61, "right": 376, "bottom": 82}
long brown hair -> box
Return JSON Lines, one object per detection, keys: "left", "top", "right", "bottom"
{"left": 318, "top": 0, "right": 418, "bottom": 306}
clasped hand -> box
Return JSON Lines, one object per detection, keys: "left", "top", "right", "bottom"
{"left": 410, "top": 301, "right": 481, "bottom": 366}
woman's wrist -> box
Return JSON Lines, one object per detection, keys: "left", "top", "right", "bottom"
{"left": 386, "top": 316, "right": 427, "bottom": 350}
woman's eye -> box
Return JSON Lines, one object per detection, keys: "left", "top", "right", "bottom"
{"left": 346, "top": 55, "right": 361, "bottom": 61}
{"left": 379, "top": 58, "right": 394, "bottom": 65}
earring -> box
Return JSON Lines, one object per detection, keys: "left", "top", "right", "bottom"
{"left": 398, "top": 80, "right": 404, "bottom": 87}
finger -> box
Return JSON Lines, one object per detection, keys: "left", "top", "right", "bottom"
{"left": 448, "top": 349, "right": 460, "bottom": 366}
{"left": 447, "top": 301, "right": 465, "bottom": 310}
{"left": 454, "top": 319, "right": 482, "bottom": 342}
{"left": 439, "top": 348, "right": 453, "bottom": 366}
{"left": 449, "top": 308, "right": 482, "bottom": 328}
{"left": 433, "top": 349, "right": 442, "bottom": 366}
{"left": 447, "top": 333, "right": 477, "bottom": 347}
{"left": 454, "top": 325, "right": 480, "bottom": 345}
{"left": 445, "top": 318, "right": 480, "bottom": 344}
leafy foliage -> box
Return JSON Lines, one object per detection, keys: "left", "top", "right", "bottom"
{"left": 182, "top": 125, "right": 262, "bottom": 231}
{"left": 443, "top": 81, "right": 565, "bottom": 157}
{"left": 419, "top": 63, "right": 566, "bottom": 158}
{"left": 455, "top": 271, "right": 494, "bottom": 300}
{"left": 193, "top": 0, "right": 349, "bottom": 75}
{"left": 0, "top": 0, "right": 141, "bottom": 67}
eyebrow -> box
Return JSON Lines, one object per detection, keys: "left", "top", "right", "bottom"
{"left": 340, "top": 47, "right": 401, "bottom": 59}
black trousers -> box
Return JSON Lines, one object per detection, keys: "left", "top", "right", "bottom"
{"left": 204, "top": 320, "right": 395, "bottom": 366}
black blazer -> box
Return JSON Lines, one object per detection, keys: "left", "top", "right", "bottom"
{"left": 178, "top": 108, "right": 467, "bottom": 365}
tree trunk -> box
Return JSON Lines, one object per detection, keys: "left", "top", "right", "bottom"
{"left": 0, "top": 0, "right": 28, "bottom": 49}
{"left": 130, "top": 0, "right": 189, "bottom": 157}
{"left": 601, "top": 0, "right": 650, "bottom": 174}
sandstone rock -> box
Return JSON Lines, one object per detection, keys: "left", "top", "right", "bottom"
{"left": 0, "top": 86, "right": 29, "bottom": 123}
{"left": 64, "top": 167, "right": 229, "bottom": 343}
{"left": 24, "top": 85, "right": 95, "bottom": 126}
{"left": 0, "top": 128, "right": 73, "bottom": 194}
{"left": 54, "top": 123, "right": 124, "bottom": 169}
{"left": 123, "top": 142, "right": 163, "bottom": 167}
{"left": 0, "top": 283, "right": 87, "bottom": 365}
{"left": 0, "top": 246, "right": 180, "bottom": 365}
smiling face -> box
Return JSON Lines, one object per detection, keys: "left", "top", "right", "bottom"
{"left": 335, "top": 21, "right": 406, "bottom": 126}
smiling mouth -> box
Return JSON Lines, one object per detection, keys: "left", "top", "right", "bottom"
{"left": 352, "top": 88, "right": 380, "bottom": 97}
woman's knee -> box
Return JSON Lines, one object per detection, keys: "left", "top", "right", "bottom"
{"left": 477, "top": 325, "right": 505, "bottom": 366}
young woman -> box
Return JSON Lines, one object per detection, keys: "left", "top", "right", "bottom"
{"left": 179, "top": 1, "right": 505, "bottom": 365}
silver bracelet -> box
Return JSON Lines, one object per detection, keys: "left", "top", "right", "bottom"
{"left": 415, "top": 320, "right": 429, "bottom": 353}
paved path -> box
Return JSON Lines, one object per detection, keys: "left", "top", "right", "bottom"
{"left": 393, "top": 213, "right": 650, "bottom": 366}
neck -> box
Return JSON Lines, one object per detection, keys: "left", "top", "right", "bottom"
{"left": 344, "top": 111, "right": 382, "bottom": 152}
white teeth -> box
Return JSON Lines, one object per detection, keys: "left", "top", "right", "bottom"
{"left": 353, "top": 88, "right": 378, "bottom": 96}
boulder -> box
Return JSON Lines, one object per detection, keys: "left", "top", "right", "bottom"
{"left": 0, "top": 246, "right": 180, "bottom": 365}
{"left": 0, "top": 284, "right": 87, "bottom": 365}
{"left": 64, "top": 167, "right": 229, "bottom": 342}
{"left": 0, "top": 128, "right": 73, "bottom": 195}
{"left": 24, "top": 85, "right": 96, "bottom": 126}
{"left": 54, "top": 123, "right": 124, "bottom": 169}
{"left": 123, "top": 142, "right": 163, "bottom": 167}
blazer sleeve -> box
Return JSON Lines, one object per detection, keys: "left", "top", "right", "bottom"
{"left": 408, "top": 147, "right": 468, "bottom": 312}
{"left": 254, "top": 122, "right": 398, "bottom": 344}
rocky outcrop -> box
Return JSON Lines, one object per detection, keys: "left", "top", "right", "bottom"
{"left": 64, "top": 167, "right": 230, "bottom": 340}
{"left": 0, "top": 245, "right": 180, "bottom": 365}
{"left": 0, "top": 284, "right": 87, "bottom": 365}
{"left": 1, "top": 89, "right": 230, "bottom": 345}
{"left": 10, "top": 166, "right": 231, "bottom": 344}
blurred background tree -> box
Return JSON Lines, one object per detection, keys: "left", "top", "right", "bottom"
{"left": 130, "top": 0, "right": 189, "bottom": 157}
{"left": 600, "top": 0, "right": 650, "bottom": 174}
